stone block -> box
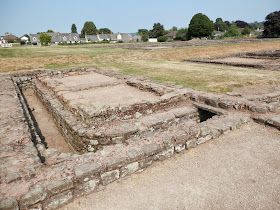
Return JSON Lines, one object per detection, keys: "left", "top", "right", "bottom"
{"left": 89, "top": 140, "right": 99, "bottom": 146}
{"left": 101, "top": 170, "right": 120, "bottom": 185}
{"left": 120, "top": 162, "right": 139, "bottom": 178}
{"left": 21, "top": 185, "right": 46, "bottom": 206}
{"left": 74, "top": 162, "right": 103, "bottom": 182}
{"left": 267, "top": 117, "right": 280, "bottom": 128}
{"left": 5, "top": 171, "right": 21, "bottom": 184}
{"left": 141, "top": 144, "right": 161, "bottom": 157}
{"left": 0, "top": 198, "right": 18, "bottom": 210}
{"left": 189, "top": 126, "right": 200, "bottom": 138}
{"left": 107, "top": 157, "right": 128, "bottom": 170}
{"left": 218, "top": 100, "right": 232, "bottom": 109}
{"left": 200, "top": 126, "right": 211, "bottom": 136}
{"left": 205, "top": 98, "right": 218, "bottom": 107}
{"left": 43, "top": 191, "right": 72, "bottom": 210}
{"left": 175, "top": 144, "right": 186, "bottom": 153}
{"left": 126, "top": 148, "right": 144, "bottom": 162}
{"left": 173, "top": 130, "right": 188, "bottom": 144}
{"left": 250, "top": 105, "right": 267, "bottom": 113}
{"left": 267, "top": 104, "right": 276, "bottom": 112}
{"left": 112, "top": 136, "right": 124, "bottom": 144}
{"left": 46, "top": 179, "right": 73, "bottom": 196}
{"left": 186, "top": 139, "right": 197, "bottom": 149}
{"left": 75, "top": 179, "right": 99, "bottom": 196}
{"left": 154, "top": 148, "right": 174, "bottom": 161}
{"left": 197, "top": 135, "right": 212, "bottom": 145}
{"left": 139, "top": 157, "right": 153, "bottom": 168}
{"left": 162, "top": 135, "right": 174, "bottom": 149}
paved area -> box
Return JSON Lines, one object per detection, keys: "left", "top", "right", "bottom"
{"left": 61, "top": 122, "right": 280, "bottom": 210}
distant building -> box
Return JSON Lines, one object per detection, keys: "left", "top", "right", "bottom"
{"left": 4, "top": 32, "right": 18, "bottom": 42}
{"left": 148, "top": 38, "right": 157, "bottom": 42}
{"left": 29, "top": 33, "right": 80, "bottom": 44}
{"left": 165, "top": 31, "right": 177, "bottom": 40}
{"left": 132, "top": 35, "right": 142, "bottom": 42}
{"left": 85, "top": 33, "right": 134, "bottom": 43}
{"left": 213, "top": 30, "right": 225, "bottom": 38}
{"left": 0, "top": 37, "right": 5, "bottom": 44}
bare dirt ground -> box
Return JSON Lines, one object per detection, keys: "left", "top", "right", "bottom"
{"left": 23, "top": 89, "right": 74, "bottom": 154}
{"left": 61, "top": 122, "right": 280, "bottom": 210}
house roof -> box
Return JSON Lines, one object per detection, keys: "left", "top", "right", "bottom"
{"left": 133, "top": 35, "right": 142, "bottom": 41}
{"left": 165, "top": 31, "right": 177, "bottom": 37}
{"left": 85, "top": 35, "right": 99, "bottom": 42}
{"left": 122, "top": 33, "right": 132, "bottom": 42}
{"left": 110, "top": 34, "right": 118, "bottom": 41}
{"left": 99, "top": 34, "right": 111, "bottom": 40}
{"left": 29, "top": 33, "right": 80, "bottom": 43}
{"left": 4, "top": 34, "right": 18, "bottom": 40}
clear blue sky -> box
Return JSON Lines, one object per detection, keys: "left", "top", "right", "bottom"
{"left": 1, "top": 0, "right": 279, "bottom": 36}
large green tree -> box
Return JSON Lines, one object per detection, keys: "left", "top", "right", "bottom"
{"left": 98, "top": 28, "right": 112, "bottom": 34}
{"left": 188, "top": 13, "right": 214, "bottom": 38}
{"left": 39, "top": 33, "right": 52, "bottom": 46}
{"left": 137, "top": 29, "right": 149, "bottom": 35}
{"left": 214, "top": 18, "right": 227, "bottom": 32}
{"left": 224, "top": 24, "right": 240, "bottom": 37}
{"left": 152, "top": 23, "right": 165, "bottom": 38}
{"left": 81, "top": 21, "right": 98, "bottom": 37}
{"left": 71, "top": 24, "right": 77, "bottom": 33}
{"left": 263, "top": 11, "right": 280, "bottom": 37}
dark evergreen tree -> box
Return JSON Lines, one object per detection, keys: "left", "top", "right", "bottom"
{"left": 235, "top": 20, "right": 251, "bottom": 28}
{"left": 152, "top": 23, "right": 165, "bottom": 38}
{"left": 263, "top": 11, "right": 280, "bottom": 37}
{"left": 71, "top": 24, "right": 77, "bottom": 33}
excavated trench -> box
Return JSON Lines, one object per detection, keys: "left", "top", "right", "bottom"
{"left": 22, "top": 89, "right": 74, "bottom": 154}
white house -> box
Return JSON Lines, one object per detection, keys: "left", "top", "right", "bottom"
{"left": 148, "top": 38, "right": 157, "bottom": 42}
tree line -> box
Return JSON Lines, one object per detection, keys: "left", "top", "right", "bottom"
{"left": 38, "top": 10, "right": 280, "bottom": 45}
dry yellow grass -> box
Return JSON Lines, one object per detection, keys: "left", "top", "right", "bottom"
{"left": 1, "top": 41, "right": 280, "bottom": 93}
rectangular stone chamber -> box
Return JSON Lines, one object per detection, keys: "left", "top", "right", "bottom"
{"left": 18, "top": 68, "right": 228, "bottom": 155}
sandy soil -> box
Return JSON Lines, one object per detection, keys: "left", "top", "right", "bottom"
{"left": 61, "top": 122, "right": 280, "bottom": 210}
{"left": 51, "top": 72, "right": 121, "bottom": 90}
{"left": 23, "top": 89, "right": 74, "bottom": 154}
{"left": 62, "top": 84, "right": 159, "bottom": 107}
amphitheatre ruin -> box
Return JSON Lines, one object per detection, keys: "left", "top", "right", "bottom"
{"left": 0, "top": 39, "right": 280, "bottom": 209}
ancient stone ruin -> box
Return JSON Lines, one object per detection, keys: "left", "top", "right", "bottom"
{"left": 0, "top": 68, "right": 279, "bottom": 210}
{"left": 185, "top": 49, "right": 280, "bottom": 71}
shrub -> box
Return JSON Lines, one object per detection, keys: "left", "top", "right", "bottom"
{"left": 224, "top": 24, "right": 240, "bottom": 37}
{"left": 157, "top": 36, "right": 168, "bottom": 42}
{"left": 142, "top": 34, "right": 148, "bottom": 42}
{"left": 39, "top": 33, "right": 52, "bottom": 46}
{"left": 7, "top": 40, "right": 14, "bottom": 43}
{"left": 241, "top": 27, "right": 251, "bottom": 36}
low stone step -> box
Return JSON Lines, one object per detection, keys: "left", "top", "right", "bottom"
{"left": 91, "top": 106, "right": 199, "bottom": 145}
